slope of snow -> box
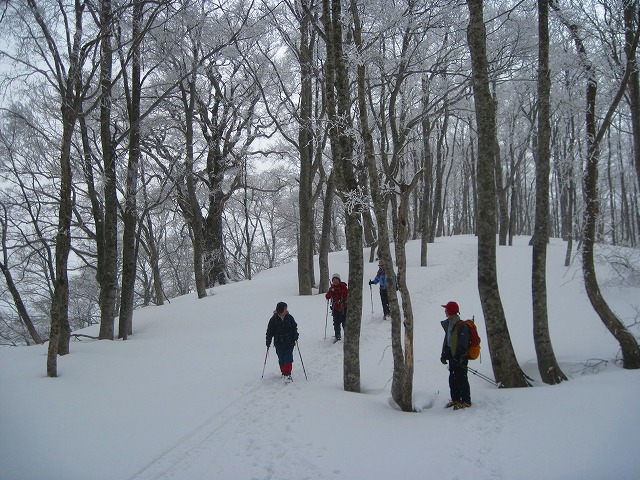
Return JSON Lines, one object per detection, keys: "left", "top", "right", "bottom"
{"left": 1, "top": 236, "right": 639, "bottom": 480}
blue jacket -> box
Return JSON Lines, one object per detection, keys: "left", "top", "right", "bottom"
{"left": 370, "top": 267, "right": 387, "bottom": 289}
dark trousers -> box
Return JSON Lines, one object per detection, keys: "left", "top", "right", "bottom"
{"left": 332, "top": 309, "right": 346, "bottom": 338}
{"left": 275, "top": 344, "right": 294, "bottom": 375}
{"left": 379, "top": 288, "right": 390, "bottom": 315}
{"left": 448, "top": 358, "right": 471, "bottom": 403}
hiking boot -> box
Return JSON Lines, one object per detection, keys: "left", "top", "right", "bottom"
{"left": 284, "top": 374, "right": 293, "bottom": 383}
{"left": 445, "top": 401, "right": 458, "bottom": 409}
{"left": 453, "top": 402, "right": 471, "bottom": 410}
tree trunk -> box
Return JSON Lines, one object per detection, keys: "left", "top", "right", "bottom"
{"left": 48, "top": 105, "right": 75, "bottom": 376}
{"left": 318, "top": 171, "right": 335, "bottom": 295}
{"left": 420, "top": 78, "right": 433, "bottom": 265}
{"left": 297, "top": 1, "right": 314, "bottom": 295}
{"left": 139, "top": 161, "right": 165, "bottom": 306}
{"left": 624, "top": 0, "right": 640, "bottom": 193}
{"left": 98, "top": 0, "right": 119, "bottom": 340}
{"left": 552, "top": 0, "right": 640, "bottom": 369}
{"left": 204, "top": 187, "right": 229, "bottom": 287}
{"left": 180, "top": 77, "right": 207, "bottom": 298}
{"left": 0, "top": 236, "right": 43, "bottom": 344}
{"left": 430, "top": 116, "right": 446, "bottom": 242}
{"left": 323, "top": 0, "right": 362, "bottom": 393}
{"left": 532, "top": 0, "right": 566, "bottom": 384}
{"left": 119, "top": 0, "right": 143, "bottom": 339}
{"left": 466, "top": 0, "right": 529, "bottom": 388}
{"left": 25, "top": 0, "right": 84, "bottom": 375}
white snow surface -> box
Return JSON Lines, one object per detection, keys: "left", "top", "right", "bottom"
{"left": 1, "top": 235, "right": 639, "bottom": 480}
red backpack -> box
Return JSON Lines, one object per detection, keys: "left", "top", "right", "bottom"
{"left": 457, "top": 317, "right": 481, "bottom": 360}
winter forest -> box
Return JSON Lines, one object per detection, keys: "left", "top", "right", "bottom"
{"left": 1, "top": 0, "right": 640, "bottom": 407}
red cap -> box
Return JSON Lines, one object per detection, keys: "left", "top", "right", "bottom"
{"left": 441, "top": 301, "right": 459, "bottom": 316}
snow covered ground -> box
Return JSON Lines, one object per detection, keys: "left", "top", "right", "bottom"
{"left": 1, "top": 235, "right": 639, "bottom": 480}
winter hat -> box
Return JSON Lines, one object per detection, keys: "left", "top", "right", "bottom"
{"left": 441, "top": 301, "right": 459, "bottom": 316}
{"left": 276, "top": 302, "right": 287, "bottom": 314}
{"left": 331, "top": 273, "right": 341, "bottom": 281}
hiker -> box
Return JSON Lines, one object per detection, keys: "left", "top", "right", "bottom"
{"left": 369, "top": 261, "right": 390, "bottom": 318}
{"left": 440, "top": 301, "right": 471, "bottom": 410}
{"left": 325, "top": 273, "right": 348, "bottom": 342}
{"left": 266, "top": 302, "right": 299, "bottom": 381}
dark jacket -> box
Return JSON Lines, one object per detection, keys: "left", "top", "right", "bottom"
{"left": 266, "top": 312, "right": 299, "bottom": 348}
{"left": 440, "top": 315, "right": 469, "bottom": 362}
{"left": 325, "top": 281, "right": 348, "bottom": 312}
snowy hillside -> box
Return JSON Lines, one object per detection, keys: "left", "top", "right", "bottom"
{"left": 1, "top": 235, "right": 639, "bottom": 480}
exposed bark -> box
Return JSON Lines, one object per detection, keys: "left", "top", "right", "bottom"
{"left": 552, "top": 0, "right": 640, "bottom": 369}
{"left": 624, "top": 0, "right": 640, "bottom": 193}
{"left": 297, "top": 0, "right": 315, "bottom": 295}
{"left": 98, "top": 0, "right": 119, "bottom": 340}
{"left": 179, "top": 70, "right": 207, "bottom": 299}
{"left": 19, "top": 0, "right": 87, "bottom": 375}
{"left": 119, "top": 0, "right": 143, "bottom": 339}
{"left": 420, "top": 78, "right": 433, "bottom": 266}
{"left": 466, "top": 0, "right": 529, "bottom": 388}
{"left": 318, "top": 171, "right": 335, "bottom": 295}
{"left": 532, "top": 0, "right": 567, "bottom": 385}
{"left": 323, "top": 0, "right": 363, "bottom": 393}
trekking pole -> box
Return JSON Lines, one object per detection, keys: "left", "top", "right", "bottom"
{"left": 261, "top": 347, "right": 270, "bottom": 378}
{"left": 452, "top": 358, "right": 502, "bottom": 388}
{"left": 325, "top": 300, "right": 329, "bottom": 340}
{"left": 296, "top": 341, "right": 308, "bottom": 380}
{"left": 369, "top": 284, "right": 374, "bottom": 314}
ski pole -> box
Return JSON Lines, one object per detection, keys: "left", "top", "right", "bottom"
{"left": 296, "top": 341, "right": 308, "bottom": 380}
{"left": 451, "top": 358, "right": 502, "bottom": 388}
{"left": 369, "top": 283, "right": 374, "bottom": 314}
{"left": 325, "top": 300, "right": 329, "bottom": 340}
{"left": 261, "top": 347, "right": 270, "bottom": 378}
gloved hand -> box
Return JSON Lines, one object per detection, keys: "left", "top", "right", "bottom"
{"left": 266, "top": 341, "right": 271, "bottom": 348}
{"left": 440, "top": 356, "right": 447, "bottom": 364}
{"left": 368, "top": 280, "right": 373, "bottom": 285}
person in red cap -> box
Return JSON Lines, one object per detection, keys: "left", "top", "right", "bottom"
{"left": 439, "top": 301, "right": 471, "bottom": 410}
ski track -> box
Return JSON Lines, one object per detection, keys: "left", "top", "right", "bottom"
{"left": 125, "top": 342, "right": 344, "bottom": 480}
{"left": 125, "top": 241, "right": 488, "bottom": 480}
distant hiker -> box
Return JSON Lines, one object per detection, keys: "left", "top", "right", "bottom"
{"left": 369, "top": 262, "right": 390, "bottom": 318}
{"left": 266, "top": 302, "right": 299, "bottom": 381}
{"left": 325, "top": 273, "right": 348, "bottom": 342}
{"left": 439, "top": 301, "right": 471, "bottom": 410}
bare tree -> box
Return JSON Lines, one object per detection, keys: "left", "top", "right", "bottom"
{"left": 322, "top": 0, "right": 364, "bottom": 393}
{"left": 0, "top": 205, "right": 44, "bottom": 345}
{"left": 551, "top": 0, "right": 640, "bottom": 369}
{"left": 532, "top": 0, "right": 566, "bottom": 385}
{"left": 466, "top": 0, "right": 529, "bottom": 388}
